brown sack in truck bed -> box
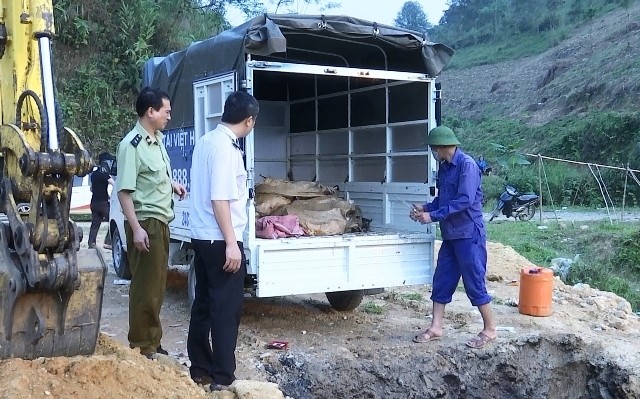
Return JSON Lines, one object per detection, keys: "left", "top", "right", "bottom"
{"left": 272, "top": 206, "right": 347, "bottom": 236}
{"left": 255, "top": 178, "right": 363, "bottom": 235}
{"left": 255, "top": 193, "right": 291, "bottom": 216}
{"left": 255, "top": 178, "right": 337, "bottom": 198}
{"left": 271, "top": 196, "right": 363, "bottom": 236}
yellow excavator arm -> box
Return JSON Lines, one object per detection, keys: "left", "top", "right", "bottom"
{"left": 0, "top": 0, "right": 106, "bottom": 359}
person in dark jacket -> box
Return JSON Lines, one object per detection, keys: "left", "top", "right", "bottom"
{"left": 410, "top": 126, "right": 497, "bottom": 349}
{"left": 88, "top": 152, "right": 115, "bottom": 249}
{"left": 476, "top": 156, "right": 492, "bottom": 175}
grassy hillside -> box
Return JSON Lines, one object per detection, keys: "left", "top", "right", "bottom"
{"left": 439, "top": 1, "right": 640, "bottom": 131}
{"left": 438, "top": 2, "right": 640, "bottom": 207}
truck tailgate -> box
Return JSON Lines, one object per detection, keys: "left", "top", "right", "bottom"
{"left": 254, "top": 230, "right": 433, "bottom": 297}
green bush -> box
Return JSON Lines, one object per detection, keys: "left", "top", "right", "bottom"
{"left": 53, "top": 1, "right": 92, "bottom": 48}
{"left": 401, "top": 293, "right": 423, "bottom": 301}
{"left": 550, "top": 112, "right": 640, "bottom": 168}
{"left": 443, "top": 31, "right": 569, "bottom": 70}
{"left": 481, "top": 174, "right": 505, "bottom": 207}
{"left": 432, "top": 0, "right": 628, "bottom": 68}
{"left": 567, "top": 261, "right": 640, "bottom": 311}
{"left": 614, "top": 232, "right": 640, "bottom": 274}
{"left": 362, "top": 302, "right": 385, "bottom": 315}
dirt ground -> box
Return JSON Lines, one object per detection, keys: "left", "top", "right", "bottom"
{"left": 0, "top": 224, "right": 639, "bottom": 399}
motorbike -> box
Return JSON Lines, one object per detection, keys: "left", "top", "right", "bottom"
{"left": 489, "top": 185, "right": 540, "bottom": 221}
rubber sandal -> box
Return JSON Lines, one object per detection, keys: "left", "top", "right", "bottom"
{"left": 412, "top": 329, "right": 442, "bottom": 343}
{"left": 465, "top": 332, "right": 496, "bottom": 349}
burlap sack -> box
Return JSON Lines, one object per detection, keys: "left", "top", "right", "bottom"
{"left": 255, "top": 193, "right": 291, "bottom": 216}
{"left": 255, "top": 178, "right": 364, "bottom": 235}
{"left": 272, "top": 206, "right": 346, "bottom": 236}
{"left": 283, "top": 197, "right": 363, "bottom": 233}
{"left": 255, "top": 177, "right": 337, "bottom": 198}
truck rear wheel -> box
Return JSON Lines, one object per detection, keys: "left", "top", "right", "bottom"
{"left": 112, "top": 228, "right": 131, "bottom": 279}
{"left": 325, "top": 290, "right": 365, "bottom": 311}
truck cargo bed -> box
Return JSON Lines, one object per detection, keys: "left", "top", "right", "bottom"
{"left": 253, "top": 227, "right": 433, "bottom": 297}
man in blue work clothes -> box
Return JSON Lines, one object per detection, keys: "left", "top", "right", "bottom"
{"left": 410, "top": 125, "right": 497, "bottom": 349}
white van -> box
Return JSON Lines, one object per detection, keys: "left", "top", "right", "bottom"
{"left": 71, "top": 172, "right": 113, "bottom": 213}
{"left": 110, "top": 14, "right": 453, "bottom": 310}
{"left": 70, "top": 175, "right": 92, "bottom": 212}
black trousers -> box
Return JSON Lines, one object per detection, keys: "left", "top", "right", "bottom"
{"left": 187, "top": 239, "right": 245, "bottom": 386}
{"left": 88, "top": 201, "right": 111, "bottom": 246}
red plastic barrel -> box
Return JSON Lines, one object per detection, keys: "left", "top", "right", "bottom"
{"left": 518, "top": 267, "right": 554, "bottom": 317}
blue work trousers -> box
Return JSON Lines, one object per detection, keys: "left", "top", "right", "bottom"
{"left": 431, "top": 226, "right": 491, "bottom": 307}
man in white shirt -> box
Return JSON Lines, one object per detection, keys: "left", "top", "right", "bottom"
{"left": 187, "top": 91, "right": 259, "bottom": 390}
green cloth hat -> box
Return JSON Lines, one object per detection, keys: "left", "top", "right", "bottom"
{"left": 426, "top": 125, "right": 460, "bottom": 146}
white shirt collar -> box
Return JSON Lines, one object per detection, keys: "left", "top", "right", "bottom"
{"left": 217, "top": 124, "right": 237, "bottom": 142}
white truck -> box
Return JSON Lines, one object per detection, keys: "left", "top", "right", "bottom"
{"left": 109, "top": 14, "right": 453, "bottom": 310}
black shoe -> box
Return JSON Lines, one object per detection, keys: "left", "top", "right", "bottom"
{"left": 88, "top": 243, "right": 96, "bottom": 249}
{"left": 192, "top": 375, "right": 213, "bottom": 386}
{"left": 156, "top": 345, "right": 168, "bottom": 355}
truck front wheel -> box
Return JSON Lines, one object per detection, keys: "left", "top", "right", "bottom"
{"left": 325, "top": 290, "right": 365, "bottom": 311}
{"left": 112, "top": 228, "right": 131, "bottom": 279}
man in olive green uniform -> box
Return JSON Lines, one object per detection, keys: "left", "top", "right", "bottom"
{"left": 116, "top": 87, "right": 186, "bottom": 358}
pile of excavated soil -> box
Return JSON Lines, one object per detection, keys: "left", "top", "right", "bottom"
{"left": 0, "top": 335, "right": 209, "bottom": 399}
{"left": 0, "top": 334, "right": 285, "bottom": 399}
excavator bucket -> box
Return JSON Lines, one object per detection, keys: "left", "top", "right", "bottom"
{"left": 0, "top": 0, "right": 107, "bottom": 360}
{"left": 0, "top": 231, "right": 106, "bottom": 359}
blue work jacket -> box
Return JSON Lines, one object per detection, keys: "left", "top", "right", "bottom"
{"left": 423, "top": 148, "right": 485, "bottom": 240}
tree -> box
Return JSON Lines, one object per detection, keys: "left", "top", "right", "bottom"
{"left": 268, "top": 0, "right": 339, "bottom": 14}
{"left": 490, "top": 142, "right": 531, "bottom": 170}
{"left": 394, "top": 1, "right": 432, "bottom": 34}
